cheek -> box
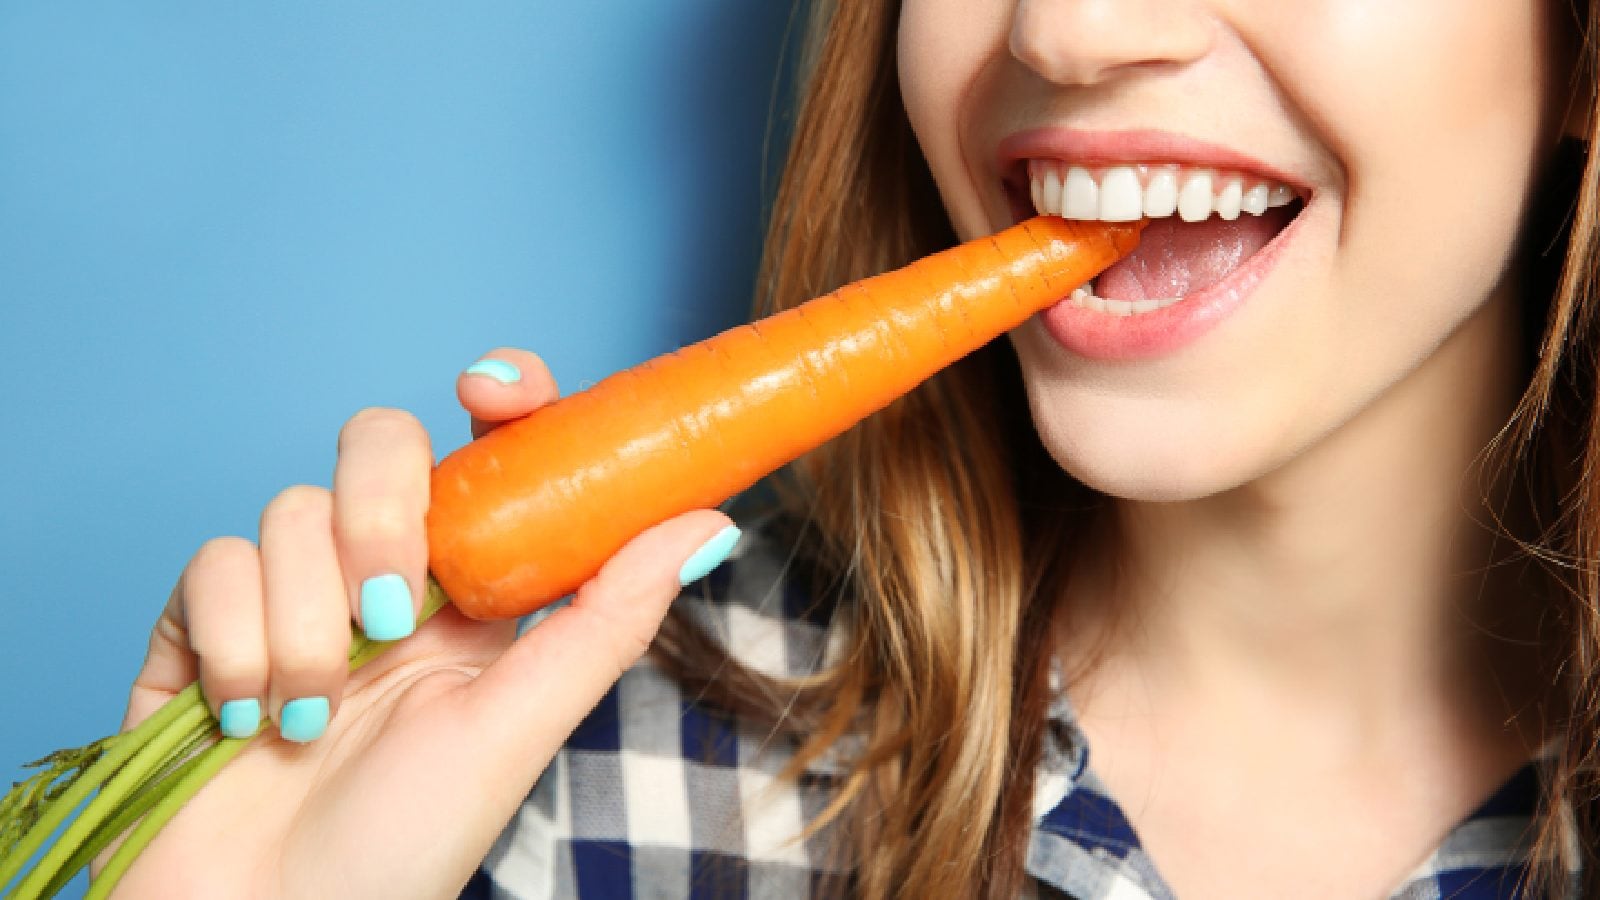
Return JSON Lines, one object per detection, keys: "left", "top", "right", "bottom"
{"left": 897, "top": 0, "right": 1010, "bottom": 237}
{"left": 1256, "top": 0, "right": 1547, "bottom": 303}
{"left": 1272, "top": 0, "right": 1546, "bottom": 406}
{"left": 1253, "top": 0, "right": 1549, "bottom": 149}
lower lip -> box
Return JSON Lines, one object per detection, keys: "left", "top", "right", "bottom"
{"left": 1034, "top": 205, "right": 1308, "bottom": 362}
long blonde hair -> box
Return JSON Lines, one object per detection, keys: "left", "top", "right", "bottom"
{"left": 658, "top": 1, "right": 1600, "bottom": 895}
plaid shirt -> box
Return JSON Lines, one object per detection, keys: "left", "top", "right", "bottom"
{"left": 462, "top": 511, "right": 1578, "bottom": 899}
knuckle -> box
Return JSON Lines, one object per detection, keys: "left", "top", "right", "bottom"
{"left": 271, "top": 642, "right": 344, "bottom": 682}
{"left": 339, "top": 406, "right": 419, "bottom": 449}
{"left": 262, "top": 485, "right": 332, "bottom": 531}
{"left": 614, "top": 628, "right": 654, "bottom": 672}
{"left": 201, "top": 654, "right": 265, "bottom": 689}
{"left": 181, "top": 536, "right": 259, "bottom": 617}
{"left": 189, "top": 535, "right": 256, "bottom": 574}
{"left": 150, "top": 612, "right": 191, "bottom": 655}
{"left": 573, "top": 583, "right": 663, "bottom": 676}
{"left": 338, "top": 503, "right": 416, "bottom": 548}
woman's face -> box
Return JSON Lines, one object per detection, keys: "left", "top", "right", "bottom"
{"left": 898, "top": 0, "right": 1568, "bottom": 501}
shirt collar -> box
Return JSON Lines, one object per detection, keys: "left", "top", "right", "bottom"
{"left": 1027, "top": 655, "right": 1574, "bottom": 900}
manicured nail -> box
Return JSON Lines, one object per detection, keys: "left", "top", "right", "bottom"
{"left": 279, "top": 696, "right": 330, "bottom": 743}
{"left": 361, "top": 573, "right": 415, "bottom": 641}
{"left": 678, "top": 524, "right": 741, "bottom": 586}
{"left": 218, "top": 698, "right": 261, "bottom": 739}
{"left": 464, "top": 358, "right": 521, "bottom": 385}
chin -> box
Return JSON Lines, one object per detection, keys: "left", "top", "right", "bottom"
{"left": 1059, "top": 454, "right": 1240, "bottom": 504}
{"left": 1030, "top": 411, "right": 1270, "bottom": 504}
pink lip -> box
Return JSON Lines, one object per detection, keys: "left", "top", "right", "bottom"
{"left": 995, "top": 129, "right": 1311, "bottom": 362}
{"left": 1034, "top": 204, "right": 1307, "bottom": 361}
{"left": 996, "top": 128, "right": 1308, "bottom": 192}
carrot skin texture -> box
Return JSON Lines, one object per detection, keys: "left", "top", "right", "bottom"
{"left": 427, "top": 217, "right": 1143, "bottom": 619}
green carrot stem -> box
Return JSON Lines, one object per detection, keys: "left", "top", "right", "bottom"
{"left": 83, "top": 735, "right": 250, "bottom": 900}
{"left": 0, "top": 684, "right": 202, "bottom": 891}
{"left": 38, "top": 733, "right": 216, "bottom": 900}
{"left": 85, "top": 580, "right": 449, "bottom": 898}
{"left": 10, "top": 704, "right": 210, "bottom": 899}
{"left": 42, "top": 720, "right": 222, "bottom": 898}
{"left": 7, "top": 575, "right": 452, "bottom": 900}
{"left": 0, "top": 739, "right": 113, "bottom": 861}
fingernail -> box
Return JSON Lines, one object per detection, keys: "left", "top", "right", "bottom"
{"left": 361, "top": 573, "right": 415, "bottom": 641}
{"left": 464, "top": 358, "right": 521, "bottom": 385}
{"left": 678, "top": 524, "right": 741, "bottom": 586}
{"left": 279, "top": 696, "right": 330, "bottom": 743}
{"left": 218, "top": 698, "right": 261, "bottom": 739}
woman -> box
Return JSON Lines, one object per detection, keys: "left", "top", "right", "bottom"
{"left": 107, "top": 0, "right": 1597, "bottom": 896}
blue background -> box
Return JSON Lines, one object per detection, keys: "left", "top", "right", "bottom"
{"left": 0, "top": 3, "right": 802, "bottom": 892}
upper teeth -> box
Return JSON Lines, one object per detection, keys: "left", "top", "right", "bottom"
{"left": 1028, "top": 160, "right": 1297, "bottom": 223}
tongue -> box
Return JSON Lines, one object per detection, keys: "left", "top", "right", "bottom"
{"left": 1094, "top": 205, "right": 1295, "bottom": 302}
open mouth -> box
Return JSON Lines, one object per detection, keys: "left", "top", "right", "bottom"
{"left": 1003, "top": 160, "right": 1308, "bottom": 315}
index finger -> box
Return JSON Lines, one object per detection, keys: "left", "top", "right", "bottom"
{"left": 457, "top": 348, "right": 560, "bottom": 439}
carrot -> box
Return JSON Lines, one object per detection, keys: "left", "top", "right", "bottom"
{"left": 427, "top": 216, "right": 1142, "bottom": 619}
{"left": 0, "top": 216, "right": 1140, "bottom": 898}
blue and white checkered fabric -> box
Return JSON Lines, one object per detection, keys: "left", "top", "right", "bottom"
{"left": 464, "top": 511, "right": 1579, "bottom": 899}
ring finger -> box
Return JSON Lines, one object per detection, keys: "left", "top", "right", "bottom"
{"left": 260, "top": 485, "right": 350, "bottom": 743}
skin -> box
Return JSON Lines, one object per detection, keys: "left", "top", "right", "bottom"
{"left": 108, "top": 2, "right": 1580, "bottom": 897}
{"left": 898, "top": 0, "right": 1573, "bottom": 897}
{"left": 106, "top": 351, "right": 734, "bottom": 896}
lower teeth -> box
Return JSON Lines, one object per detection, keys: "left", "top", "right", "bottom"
{"left": 1069, "top": 283, "right": 1183, "bottom": 316}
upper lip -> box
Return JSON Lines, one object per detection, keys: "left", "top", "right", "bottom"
{"left": 996, "top": 127, "right": 1311, "bottom": 197}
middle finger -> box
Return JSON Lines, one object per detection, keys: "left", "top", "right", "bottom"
{"left": 333, "top": 407, "right": 432, "bottom": 642}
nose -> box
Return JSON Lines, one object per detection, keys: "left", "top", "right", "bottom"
{"left": 1009, "top": 0, "right": 1214, "bottom": 86}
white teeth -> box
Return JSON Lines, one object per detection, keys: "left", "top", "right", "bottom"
{"left": 1215, "top": 177, "right": 1242, "bottom": 221}
{"left": 1038, "top": 161, "right": 1301, "bottom": 316}
{"left": 1097, "top": 166, "right": 1143, "bottom": 221}
{"left": 1143, "top": 168, "right": 1179, "bottom": 217}
{"left": 1062, "top": 167, "right": 1099, "bottom": 219}
{"left": 1042, "top": 166, "right": 1063, "bottom": 217}
{"left": 1242, "top": 183, "right": 1269, "bottom": 215}
{"left": 1026, "top": 160, "right": 1300, "bottom": 223}
{"left": 1068, "top": 283, "right": 1183, "bottom": 316}
{"left": 1177, "top": 170, "right": 1215, "bottom": 223}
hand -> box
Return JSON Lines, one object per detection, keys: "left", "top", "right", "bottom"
{"left": 104, "top": 349, "right": 737, "bottom": 898}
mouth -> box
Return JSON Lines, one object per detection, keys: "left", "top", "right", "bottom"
{"left": 1002, "top": 159, "right": 1308, "bottom": 316}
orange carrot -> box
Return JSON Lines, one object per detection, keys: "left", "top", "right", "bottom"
{"left": 427, "top": 216, "right": 1142, "bottom": 619}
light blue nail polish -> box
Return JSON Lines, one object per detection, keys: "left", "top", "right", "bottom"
{"left": 678, "top": 524, "right": 741, "bottom": 586}
{"left": 280, "top": 696, "right": 330, "bottom": 743}
{"left": 361, "top": 573, "right": 415, "bottom": 641}
{"left": 464, "top": 358, "right": 521, "bottom": 385}
{"left": 218, "top": 698, "right": 261, "bottom": 739}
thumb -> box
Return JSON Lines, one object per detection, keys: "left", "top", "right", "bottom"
{"left": 457, "top": 509, "right": 739, "bottom": 769}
